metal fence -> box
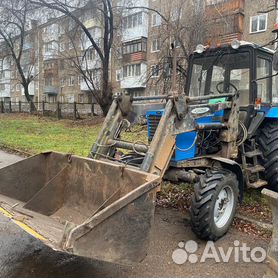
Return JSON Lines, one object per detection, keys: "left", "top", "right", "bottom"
{"left": 0, "top": 101, "right": 103, "bottom": 120}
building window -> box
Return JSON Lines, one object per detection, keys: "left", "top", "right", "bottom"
{"left": 78, "top": 94, "right": 84, "bottom": 103}
{"left": 250, "top": 14, "right": 267, "bottom": 33}
{"left": 151, "top": 65, "right": 160, "bottom": 78}
{"left": 68, "top": 42, "right": 74, "bottom": 50}
{"left": 45, "top": 77, "right": 53, "bottom": 86}
{"left": 116, "top": 69, "right": 122, "bottom": 81}
{"left": 117, "top": 47, "right": 122, "bottom": 58}
{"left": 206, "top": 0, "right": 225, "bottom": 5}
{"left": 172, "top": 38, "right": 181, "bottom": 48}
{"left": 68, "top": 76, "right": 75, "bottom": 86}
{"left": 171, "top": 7, "right": 181, "bottom": 21}
{"left": 151, "top": 39, "right": 161, "bottom": 52}
{"left": 60, "top": 60, "right": 65, "bottom": 70}
{"left": 49, "top": 95, "right": 57, "bottom": 103}
{"left": 123, "top": 64, "right": 141, "bottom": 78}
{"left": 60, "top": 77, "right": 66, "bottom": 87}
{"left": 85, "top": 48, "right": 96, "bottom": 61}
{"left": 0, "top": 71, "right": 5, "bottom": 79}
{"left": 44, "top": 41, "right": 55, "bottom": 52}
{"left": 132, "top": 90, "right": 143, "bottom": 97}
{"left": 152, "top": 13, "right": 161, "bottom": 27}
{"left": 16, "top": 84, "right": 22, "bottom": 91}
{"left": 77, "top": 75, "right": 82, "bottom": 85}
{"left": 67, "top": 95, "right": 74, "bottom": 103}
{"left": 59, "top": 42, "right": 66, "bottom": 52}
{"left": 123, "top": 12, "right": 143, "bottom": 29}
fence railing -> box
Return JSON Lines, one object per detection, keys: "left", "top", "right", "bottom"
{"left": 0, "top": 101, "right": 103, "bottom": 120}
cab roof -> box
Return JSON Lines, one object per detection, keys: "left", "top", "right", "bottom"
{"left": 194, "top": 41, "right": 275, "bottom": 56}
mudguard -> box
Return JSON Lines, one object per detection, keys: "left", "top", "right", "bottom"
{"left": 207, "top": 157, "right": 244, "bottom": 202}
{"left": 265, "top": 107, "right": 278, "bottom": 119}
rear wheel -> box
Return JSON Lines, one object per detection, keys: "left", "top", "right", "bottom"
{"left": 190, "top": 169, "right": 239, "bottom": 241}
{"left": 257, "top": 121, "right": 278, "bottom": 192}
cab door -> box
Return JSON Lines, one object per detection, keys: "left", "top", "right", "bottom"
{"left": 255, "top": 54, "right": 272, "bottom": 106}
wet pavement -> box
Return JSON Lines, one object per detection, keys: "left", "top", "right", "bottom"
{"left": 0, "top": 151, "right": 269, "bottom": 277}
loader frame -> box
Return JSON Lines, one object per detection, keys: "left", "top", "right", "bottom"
{"left": 90, "top": 89, "right": 241, "bottom": 180}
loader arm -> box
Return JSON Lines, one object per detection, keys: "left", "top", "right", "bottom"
{"left": 90, "top": 94, "right": 179, "bottom": 180}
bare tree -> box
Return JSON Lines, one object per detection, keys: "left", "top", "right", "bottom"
{"left": 123, "top": 0, "right": 207, "bottom": 93}
{"left": 0, "top": 0, "right": 39, "bottom": 110}
{"left": 30, "top": 0, "right": 114, "bottom": 115}
{"left": 54, "top": 13, "right": 104, "bottom": 104}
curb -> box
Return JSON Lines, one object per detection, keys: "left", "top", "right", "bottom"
{"left": 0, "top": 145, "right": 32, "bottom": 157}
{"left": 235, "top": 213, "right": 273, "bottom": 231}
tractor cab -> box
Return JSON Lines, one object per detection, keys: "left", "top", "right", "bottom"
{"left": 186, "top": 41, "right": 278, "bottom": 126}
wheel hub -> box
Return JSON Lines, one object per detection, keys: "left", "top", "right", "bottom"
{"left": 214, "top": 186, "right": 234, "bottom": 229}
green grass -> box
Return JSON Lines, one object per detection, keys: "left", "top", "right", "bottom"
{"left": 0, "top": 114, "right": 148, "bottom": 157}
{"left": 0, "top": 115, "right": 103, "bottom": 156}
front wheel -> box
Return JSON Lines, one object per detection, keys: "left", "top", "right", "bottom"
{"left": 190, "top": 169, "right": 239, "bottom": 241}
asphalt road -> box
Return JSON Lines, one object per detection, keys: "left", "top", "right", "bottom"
{"left": 0, "top": 150, "right": 269, "bottom": 277}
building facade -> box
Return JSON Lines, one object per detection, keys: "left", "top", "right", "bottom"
{"left": 0, "top": 0, "right": 277, "bottom": 105}
{"left": 206, "top": 0, "right": 277, "bottom": 47}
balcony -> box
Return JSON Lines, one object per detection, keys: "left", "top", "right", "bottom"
{"left": 43, "top": 85, "right": 59, "bottom": 95}
{"left": 121, "top": 0, "right": 149, "bottom": 17}
{"left": 122, "top": 20, "right": 149, "bottom": 42}
{"left": 44, "top": 67, "right": 58, "bottom": 76}
{"left": 80, "top": 79, "right": 91, "bottom": 91}
{"left": 207, "top": 13, "right": 244, "bottom": 44}
{"left": 42, "top": 24, "right": 59, "bottom": 43}
{"left": 2, "top": 60, "right": 10, "bottom": 71}
{"left": 122, "top": 1, "right": 149, "bottom": 42}
{"left": 123, "top": 52, "right": 147, "bottom": 64}
{"left": 0, "top": 85, "right": 10, "bottom": 98}
{"left": 43, "top": 49, "right": 59, "bottom": 61}
{"left": 81, "top": 27, "right": 102, "bottom": 50}
{"left": 23, "top": 42, "right": 33, "bottom": 51}
{"left": 206, "top": 0, "right": 244, "bottom": 17}
{"left": 81, "top": 58, "right": 102, "bottom": 70}
{"left": 80, "top": 78, "right": 101, "bottom": 92}
{"left": 0, "top": 70, "right": 11, "bottom": 82}
{"left": 120, "top": 63, "right": 147, "bottom": 89}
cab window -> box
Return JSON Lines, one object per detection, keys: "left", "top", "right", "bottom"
{"left": 257, "top": 57, "right": 271, "bottom": 103}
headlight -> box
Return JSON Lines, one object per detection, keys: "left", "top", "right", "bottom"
{"left": 231, "top": 39, "right": 241, "bottom": 50}
{"left": 196, "top": 44, "right": 205, "bottom": 54}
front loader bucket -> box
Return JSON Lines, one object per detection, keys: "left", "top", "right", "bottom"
{"left": 262, "top": 189, "right": 278, "bottom": 277}
{"left": 0, "top": 152, "right": 160, "bottom": 265}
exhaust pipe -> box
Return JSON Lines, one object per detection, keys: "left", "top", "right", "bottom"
{"left": 262, "top": 189, "right": 278, "bottom": 277}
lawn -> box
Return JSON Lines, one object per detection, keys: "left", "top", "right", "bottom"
{"left": 0, "top": 114, "right": 147, "bottom": 156}
{"left": 0, "top": 114, "right": 103, "bottom": 156}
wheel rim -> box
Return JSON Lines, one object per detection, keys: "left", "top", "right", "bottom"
{"left": 213, "top": 185, "right": 235, "bottom": 229}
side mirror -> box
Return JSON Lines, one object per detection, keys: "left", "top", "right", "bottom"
{"left": 273, "top": 50, "right": 278, "bottom": 71}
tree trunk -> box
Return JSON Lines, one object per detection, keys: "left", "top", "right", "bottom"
{"left": 23, "top": 85, "right": 36, "bottom": 113}
{"left": 99, "top": 58, "right": 112, "bottom": 116}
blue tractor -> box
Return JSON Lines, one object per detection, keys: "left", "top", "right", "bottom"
{"left": 144, "top": 40, "right": 278, "bottom": 240}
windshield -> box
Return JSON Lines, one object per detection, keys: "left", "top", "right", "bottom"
{"left": 189, "top": 52, "right": 250, "bottom": 105}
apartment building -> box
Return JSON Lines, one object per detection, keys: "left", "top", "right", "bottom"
{"left": 206, "top": 0, "right": 277, "bottom": 47}
{"left": 0, "top": 0, "right": 277, "bottom": 105}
